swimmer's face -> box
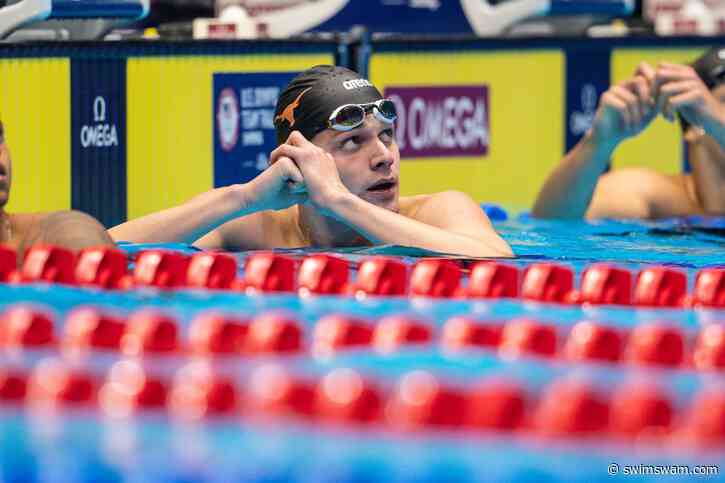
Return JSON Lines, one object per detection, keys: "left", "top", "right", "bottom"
{"left": 0, "top": 122, "right": 10, "bottom": 208}
{"left": 312, "top": 116, "right": 400, "bottom": 212}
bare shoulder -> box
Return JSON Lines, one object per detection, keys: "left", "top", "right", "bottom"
{"left": 589, "top": 168, "right": 698, "bottom": 219}
{"left": 399, "top": 190, "right": 488, "bottom": 224}
{"left": 11, "top": 210, "right": 112, "bottom": 253}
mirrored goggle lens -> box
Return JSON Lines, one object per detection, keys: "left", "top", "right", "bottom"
{"left": 331, "top": 105, "right": 366, "bottom": 129}
{"left": 376, "top": 99, "right": 397, "bottom": 122}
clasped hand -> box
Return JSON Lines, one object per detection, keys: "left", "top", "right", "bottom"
{"left": 243, "top": 131, "right": 350, "bottom": 215}
{"left": 591, "top": 61, "right": 724, "bottom": 145}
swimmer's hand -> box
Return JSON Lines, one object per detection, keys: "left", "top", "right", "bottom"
{"left": 243, "top": 155, "right": 308, "bottom": 211}
{"left": 589, "top": 64, "right": 657, "bottom": 148}
{"left": 270, "top": 131, "right": 351, "bottom": 216}
{"left": 654, "top": 62, "right": 725, "bottom": 132}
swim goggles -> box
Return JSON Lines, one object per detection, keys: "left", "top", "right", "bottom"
{"left": 325, "top": 99, "right": 398, "bottom": 132}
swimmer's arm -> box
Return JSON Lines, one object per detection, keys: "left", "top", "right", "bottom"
{"left": 20, "top": 210, "right": 114, "bottom": 254}
{"left": 532, "top": 132, "right": 616, "bottom": 219}
{"left": 107, "top": 186, "right": 250, "bottom": 245}
{"left": 688, "top": 130, "right": 725, "bottom": 215}
{"left": 108, "top": 157, "right": 305, "bottom": 245}
{"left": 328, "top": 190, "right": 513, "bottom": 258}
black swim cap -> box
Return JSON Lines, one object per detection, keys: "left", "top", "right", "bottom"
{"left": 274, "top": 65, "right": 383, "bottom": 145}
{"left": 693, "top": 47, "right": 725, "bottom": 89}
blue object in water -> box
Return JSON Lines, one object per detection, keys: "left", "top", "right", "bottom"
{"left": 481, "top": 203, "right": 508, "bottom": 221}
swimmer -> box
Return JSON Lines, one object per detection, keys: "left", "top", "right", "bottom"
{"left": 109, "top": 65, "right": 512, "bottom": 258}
{"left": 0, "top": 119, "right": 115, "bottom": 261}
{"left": 533, "top": 47, "right": 725, "bottom": 220}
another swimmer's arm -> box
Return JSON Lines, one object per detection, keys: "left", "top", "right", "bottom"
{"left": 108, "top": 157, "right": 306, "bottom": 245}
{"left": 534, "top": 67, "right": 657, "bottom": 219}
{"left": 325, "top": 190, "right": 512, "bottom": 258}
{"left": 532, "top": 132, "right": 616, "bottom": 219}
{"left": 655, "top": 63, "right": 725, "bottom": 214}
{"left": 687, "top": 129, "right": 725, "bottom": 215}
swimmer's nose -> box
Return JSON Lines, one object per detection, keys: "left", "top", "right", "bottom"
{"left": 369, "top": 139, "right": 394, "bottom": 171}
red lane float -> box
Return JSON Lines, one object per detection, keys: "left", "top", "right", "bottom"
{"left": 634, "top": 267, "right": 687, "bottom": 308}
{"left": 0, "top": 369, "right": 27, "bottom": 402}
{"left": 28, "top": 362, "right": 97, "bottom": 407}
{"left": 245, "top": 312, "right": 303, "bottom": 354}
{"left": 316, "top": 368, "right": 382, "bottom": 424}
{"left": 563, "top": 321, "right": 624, "bottom": 363}
{"left": 0, "top": 305, "right": 55, "bottom": 348}
{"left": 467, "top": 262, "right": 519, "bottom": 299}
{"left": 535, "top": 379, "right": 609, "bottom": 437}
{"left": 692, "top": 324, "right": 725, "bottom": 371}
{"left": 579, "top": 264, "right": 632, "bottom": 306}
{"left": 121, "top": 310, "right": 180, "bottom": 355}
{"left": 298, "top": 254, "right": 349, "bottom": 295}
{"left": 241, "top": 252, "right": 296, "bottom": 293}
{"left": 441, "top": 316, "right": 502, "bottom": 351}
{"left": 465, "top": 379, "right": 527, "bottom": 430}
{"left": 0, "top": 245, "right": 16, "bottom": 282}
{"left": 625, "top": 322, "right": 685, "bottom": 368}
{"left": 246, "top": 365, "right": 316, "bottom": 418}
{"left": 75, "top": 247, "right": 128, "bottom": 289}
{"left": 354, "top": 257, "right": 407, "bottom": 297}
{"left": 169, "top": 364, "right": 238, "bottom": 419}
{"left": 64, "top": 307, "right": 126, "bottom": 352}
{"left": 521, "top": 263, "right": 574, "bottom": 304}
{"left": 609, "top": 383, "right": 673, "bottom": 438}
{"left": 693, "top": 268, "right": 725, "bottom": 308}
{"left": 100, "top": 360, "right": 169, "bottom": 416}
{"left": 21, "top": 245, "right": 76, "bottom": 285}
{"left": 312, "top": 314, "right": 374, "bottom": 356}
{"left": 186, "top": 252, "right": 237, "bottom": 289}
{"left": 133, "top": 250, "right": 189, "bottom": 289}
{"left": 499, "top": 318, "right": 558, "bottom": 359}
{"left": 188, "top": 312, "right": 249, "bottom": 355}
{"left": 409, "top": 259, "right": 461, "bottom": 298}
{"left": 387, "top": 371, "right": 466, "bottom": 429}
{"left": 373, "top": 315, "right": 433, "bottom": 353}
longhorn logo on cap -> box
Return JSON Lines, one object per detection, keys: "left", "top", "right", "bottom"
{"left": 275, "top": 87, "right": 312, "bottom": 128}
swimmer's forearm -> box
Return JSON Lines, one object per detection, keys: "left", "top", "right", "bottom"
{"left": 689, "top": 134, "right": 725, "bottom": 215}
{"left": 532, "top": 132, "right": 616, "bottom": 219}
{"left": 702, "top": 109, "right": 725, "bottom": 152}
{"left": 327, "top": 193, "right": 512, "bottom": 258}
{"left": 108, "top": 185, "right": 253, "bottom": 244}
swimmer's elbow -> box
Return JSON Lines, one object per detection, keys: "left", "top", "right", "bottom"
{"left": 467, "top": 236, "right": 514, "bottom": 258}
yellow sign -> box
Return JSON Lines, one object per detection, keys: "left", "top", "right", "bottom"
{"left": 370, "top": 50, "right": 564, "bottom": 211}
{"left": 126, "top": 53, "right": 333, "bottom": 219}
{"left": 0, "top": 58, "right": 71, "bottom": 213}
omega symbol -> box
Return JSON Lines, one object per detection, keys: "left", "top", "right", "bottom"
{"left": 93, "top": 96, "right": 107, "bottom": 123}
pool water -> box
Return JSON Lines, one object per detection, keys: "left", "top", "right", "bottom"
{"left": 0, "top": 215, "right": 723, "bottom": 483}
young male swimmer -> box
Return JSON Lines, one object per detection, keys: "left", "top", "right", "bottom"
{"left": 533, "top": 47, "right": 725, "bottom": 220}
{"left": 0, "top": 120, "right": 114, "bottom": 261}
{"left": 109, "top": 65, "right": 512, "bottom": 258}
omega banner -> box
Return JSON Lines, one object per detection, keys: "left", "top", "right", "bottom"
{"left": 71, "top": 58, "right": 127, "bottom": 228}
{"left": 383, "top": 85, "right": 490, "bottom": 159}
